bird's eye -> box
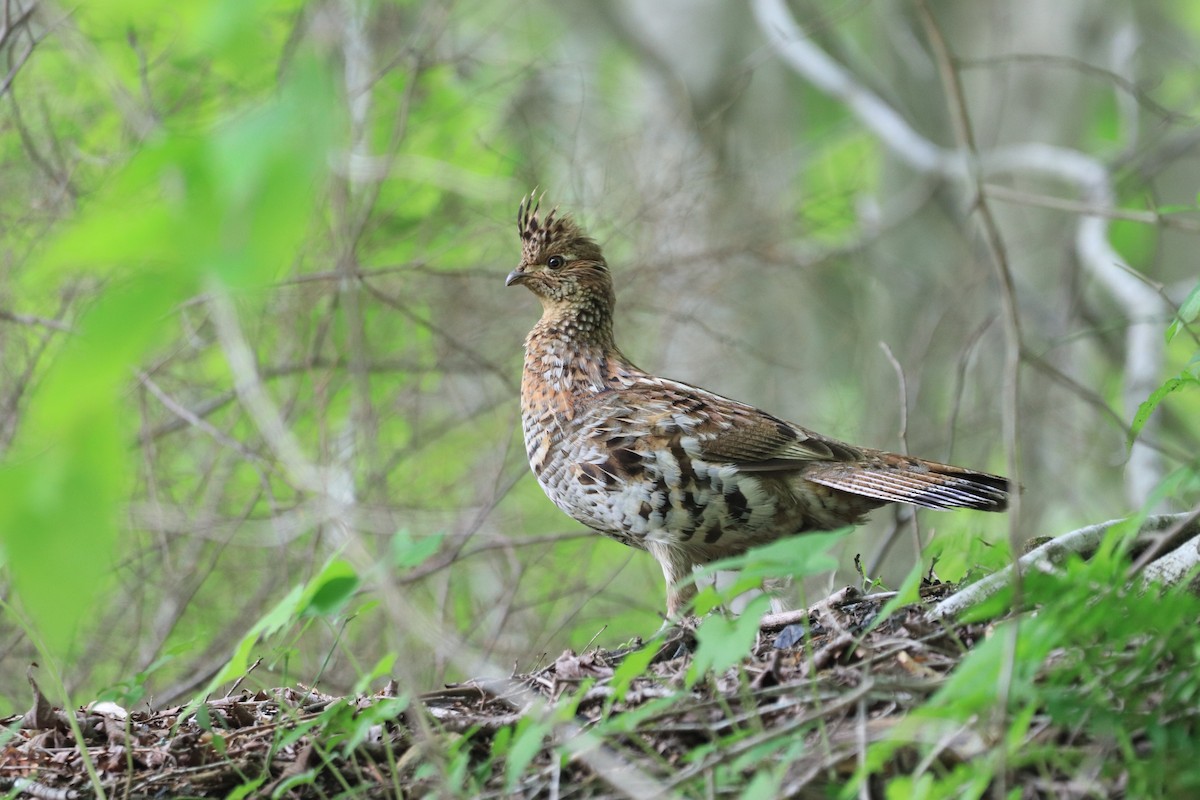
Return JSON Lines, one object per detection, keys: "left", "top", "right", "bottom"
{"left": 546, "top": 255, "right": 565, "bottom": 270}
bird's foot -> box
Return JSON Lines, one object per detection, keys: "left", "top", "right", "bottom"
{"left": 649, "top": 615, "right": 698, "bottom": 663}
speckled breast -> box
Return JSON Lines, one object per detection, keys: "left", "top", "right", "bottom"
{"left": 521, "top": 398, "right": 821, "bottom": 560}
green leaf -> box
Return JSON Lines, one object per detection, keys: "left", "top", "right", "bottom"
{"left": 226, "top": 775, "right": 267, "bottom": 800}
{"left": 1166, "top": 281, "right": 1200, "bottom": 343}
{"left": 930, "top": 618, "right": 1057, "bottom": 715}
{"left": 1128, "top": 375, "right": 1197, "bottom": 446}
{"left": 691, "top": 585, "right": 724, "bottom": 617}
{"left": 687, "top": 594, "right": 771, "bottom": 687}
{"left": 339, "top": 696, "right": 410, "bottom": 753}
{"left": 352, "top": 653, "right": 399, "bottom": 695}
{"left": 1141, "top": 466, "right": 1200, "bottom": 518}
{"left": 269, "top": 771, "right": 316, "bottom": 799}
{"left": 299, "top": 559, "right": 360, "bottom": 618}
{"left": 392, "top": 530, "right": 444, "bottom": 570}
{"left": 490, "top": 724, "right": 512, "bottom": 760}
{"left": 0, "top": 414, "right": 122, "bottom": 649}
{"left": 692, "top": 530, "right": 849, "bottom": 583}
{"left": 182, "top": 557, "right": 353, "bottom": 719}
{"left": 683, "top": 530, "right": 848, "bottom": 613}
{"left": 868, "top": 562, "right": 924, "bottom": 632}
{"left": 608, "top": 644, "right": 658, "bottom": 704}
{"left": 740, "top": 769, "right": 784, "bottom": 800}
{"left": 884, "top": 774, "right": 934, "bottom": 800}
{"left": 505, "top": 718, "right": 550, "bottom": 794}
{"left": 0, "top": 276, "right": 189, "bottom": 648}
{"left": 0, "top": 52, "right": 336, "bottom": 655}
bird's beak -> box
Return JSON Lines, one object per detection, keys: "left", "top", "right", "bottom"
{"left": 505, "top": 269, "right": 527, "bottom": 287}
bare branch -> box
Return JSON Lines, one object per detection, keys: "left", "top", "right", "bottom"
{"left": 930, "top": 513, "right": 1200, "bottom": 619}
{"left": 753, "top": 0, "right": 1169, "bottom": 507}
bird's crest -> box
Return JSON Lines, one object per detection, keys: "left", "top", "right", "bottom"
{"left": 518, "top": 194, "right": 584, "bottom": 264}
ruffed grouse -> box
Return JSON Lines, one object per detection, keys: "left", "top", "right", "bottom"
{"left": 508, "top": 199, "right": 1009, "bottom": 617}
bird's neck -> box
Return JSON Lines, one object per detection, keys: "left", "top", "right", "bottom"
{"left": 523, "top": 298, "right": 632, "bottom": 399}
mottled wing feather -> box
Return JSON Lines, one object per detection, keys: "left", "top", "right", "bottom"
{"left": 700, "top": 425, "right": 862, "bottom": 467}
{"left": 580, "top": 379, "right": 1007, "bottom": 511}
{"left": 601, "top": 379, "right": 862, "bottom": 467}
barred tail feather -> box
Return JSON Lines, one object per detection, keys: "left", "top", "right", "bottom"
{"left": 805, "top": 458, "right": 1009, "bottom": 512}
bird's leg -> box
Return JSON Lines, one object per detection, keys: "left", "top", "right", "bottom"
{"left": 763, "top": 576, "right": 793, "bottom": 614}
{"left": 642, "top": 543, "right": 701, "bottom": 661}
{"left": 648, "top": 541, "right": 697, "bottom": 619}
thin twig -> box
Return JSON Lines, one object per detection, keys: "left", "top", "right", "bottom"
{"left": 983, "top": 183, "right": 1200, "bottom": 233}
{"left": 754, "top": 0, "right": 1169, "bottom": 507}
{"left": 958, "top": 53, "right": 1190, "bottom": 124}
{"left": 913, "top": 9, "right": 1021, "bottom": 794}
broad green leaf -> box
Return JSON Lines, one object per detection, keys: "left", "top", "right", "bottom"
{"left": 0, "top": 277, "right": 183, "bottom": 646}
{"left": 505, "top": 718, "right": 551, "bottom": 794}
{"left": 182, "top": 582, "right": 305, "bottom": 718}
{"left": 687, "top": 594, "right": 771, "bottom": 687}
{"left": 299, "top": 559, "right": 360, "bottom": 618}
{"left": 0, "top": 52, "right": 336, "bottom": 653}
{"left": 692, "top": 529, "right": 848, "bottom": 583}
{"left": 392, "top": 530, "right": 444, "bottom": 570}
{"left": 608, "top": 644, "right": 658, "bottom": 704}
{"left": 740, "top": 769, "right": 784, "bottom": 800}
{"left": 226, "top": 775, "right": 268, "bottom": 800}
{"left": 0, "top": 414, "right": 122, "bottom": 649}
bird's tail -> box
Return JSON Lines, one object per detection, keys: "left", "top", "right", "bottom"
{"left": 804, "top": 454, "right": 1009, "bottom": 511}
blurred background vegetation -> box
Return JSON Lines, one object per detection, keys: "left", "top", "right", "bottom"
{"left": 0, "top": 0, "right": 1198, "bottom": 712}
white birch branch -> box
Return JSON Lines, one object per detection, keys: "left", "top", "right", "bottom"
{"left": 753, "top": 0, "right": 1167, "bottom": 506}
{"left": 929, "top": 513, "right": 1199, "bottom": 619}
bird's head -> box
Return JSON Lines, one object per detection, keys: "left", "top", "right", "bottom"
{"left": 506, "top": 197, "right": 614, "bottom": 310}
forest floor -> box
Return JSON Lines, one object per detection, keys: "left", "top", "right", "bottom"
{"left": 1, "top": 576, "right": 1139, "bottom": 800}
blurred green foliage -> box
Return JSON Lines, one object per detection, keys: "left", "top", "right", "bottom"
{"left": 0, "top": 11, "right": 1197, "bottom": 800}
{"left": 859, "top": 526, "right": 1200, "bottom": 798}
{"left": 0, "top": 5, "right": 334, "bottom": 653}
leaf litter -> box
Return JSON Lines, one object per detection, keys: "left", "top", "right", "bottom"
{"left": 0, "top": 579, "right": 1181, "bottom": 798}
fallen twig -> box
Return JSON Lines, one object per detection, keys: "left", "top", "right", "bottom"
{"left": 930, "top": 513, "right": 1200, "bottom": 619}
